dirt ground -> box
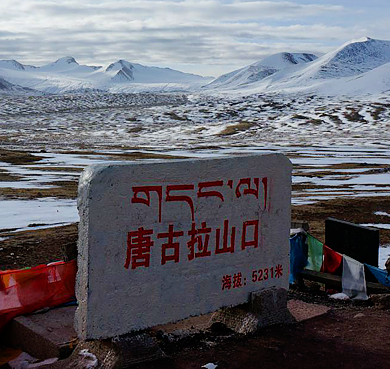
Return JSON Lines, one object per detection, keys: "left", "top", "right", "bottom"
{"left": 43, "top": 289, "right": 390, "bottom": 369}
{"left": 139, "top": 299, "right": 390, "bottom": 369}
{"left": 0, "top": 224, "right": 78, "bottom": 270}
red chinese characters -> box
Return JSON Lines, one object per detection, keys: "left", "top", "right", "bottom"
{"left": 221, "top": 264, "right": 284, "bottom": 291}
{"left": 124, "top": 227, "right": 154, "bottom": 270}
{"left": 233, "top": 272, "right": 243, "bottom": 288}
{"left": 221, "top": 272, "right": 244, "bottom": 290}
{"left": 124, "top": 219, "right": 261, "bottom": 270}
{"left": 187, "top": 222, "right": 212, "bottom": 261}
{"left": 215, "top": 219, "right": 235, "bottom": 254}
{"left": 241, "top": 220, "right": 259, "bottom": 250}
{"left": 157, "top": 224, "right": 183, "bottom": 265}
{"left": 221, "top": 275, "right": 232, "bottom": 290}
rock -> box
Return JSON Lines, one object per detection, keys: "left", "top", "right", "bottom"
{"left": 353, "top": 313, "right": 365, "bottom": 319}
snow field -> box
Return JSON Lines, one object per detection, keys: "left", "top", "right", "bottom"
{"left": 1, "top": 93, "right": 389, "bottom": 151}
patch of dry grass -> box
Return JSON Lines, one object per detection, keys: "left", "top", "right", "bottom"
{"left": 127, "top": 126, "right": 144, "bottom": 133}
{"left": 0, "top": 149, "right": 43, "bottom": 165}
{"left": 218, "top": 121, "right": 254, "bottom": 136}
{"left": 0, "top": 180, "right": 78, "bottom": 199}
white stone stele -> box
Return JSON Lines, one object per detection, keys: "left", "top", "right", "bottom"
{"left": 75, "top": 154, "right": 292, "bottom": 339}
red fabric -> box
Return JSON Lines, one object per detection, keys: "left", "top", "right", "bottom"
{"left": 321, "top": 245, "right": 343, "bottom": 274}
{"left": 0, "top": 260, "right": 77, "bottom": 329}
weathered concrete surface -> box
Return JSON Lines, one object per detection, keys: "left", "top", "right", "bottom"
{"left": 3, "top": 306, "right": 77, "bottom": 360}
{"left": 76, "top": 154, "right": 292, "bottom": 339}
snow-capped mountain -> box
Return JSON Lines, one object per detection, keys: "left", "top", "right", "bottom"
{"left": 1, "top": 37, "right": 390, "bottom": 96}
{"left": 38, "top": 56, "right": 102, "bottom": 73}
{"left": 207, "top": 52, "right": 317, "bottom": 89}
{"left": 0, "top": 76, "right": 38, "bottom": 94}
{"left": 0, "top": 76, "right": 19, "bottom": 91}
{"left": 206, "top": 37, "right": 390, "bottom": 96}
{"left": 105, "top": 59, "right": 207, "bottom": 84}
{"left": 268, "top": 37, "right": 390, "bottom": 95}
{"left": 0, "top": 60, "right": 26, "bottom": 71}
{"left": 0, "top": 59, "right": 37, "bottom": 71}
{"left": 0, "top": 57, "right": 212, "bottom": 94}
{"left": 316, "top": 61, "right": 390, "bottom": 96}
{"left": 313, "top": 37, "right": 390, "bottom": 79}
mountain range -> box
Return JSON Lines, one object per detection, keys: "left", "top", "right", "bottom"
{"left": 206, "top": 52, "right": 318, "bottom": 89}
{"left": 0, "top": 56, "right": 212, "bottom": 94}
{"left": 206, "top": 37, "right": 390, "bottom": 96}
{"left": 1, "top": 37, "right": 389, "bottom": 96}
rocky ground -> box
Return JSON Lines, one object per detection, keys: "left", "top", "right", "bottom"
{"left": 141, "top": 294, "right": 390, "bottom": 369}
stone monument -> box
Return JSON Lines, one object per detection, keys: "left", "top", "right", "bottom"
{"left": 75, "top": 154, "right": 292, "bottom": 339}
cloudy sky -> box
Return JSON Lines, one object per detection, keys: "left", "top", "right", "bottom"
{"left": 0, "top": 0, "right": 389, "bottom": 77}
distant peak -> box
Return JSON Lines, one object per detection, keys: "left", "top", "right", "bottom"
{"left": 0, "top": 59, "right": 25, "bottom": 70}
{"left": 118, "top": 59, "right": 134, "bottom": 67}
{"left": 348, "top": 36, "right": 374, "bottom": 45}
{"left": 55, "top": 56, "right": 78, "bottom": 65}
{"left": 106, "top": 59, "right": 134, "bottom": 72}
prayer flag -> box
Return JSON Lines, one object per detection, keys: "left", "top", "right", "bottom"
{"left": 342, "top": 255, "right": 368, "bottom": 300}
{"left": 365, "top": 264, "right": 390, "bottom": 288}
{"left": 289, "top": 233, "right": 308, "bottom": 284}
{"left": 306, "top": 234, "right": 323, "bottom": 272}
{"left": 321, "top": 245, "right": 342, "bottom": 274}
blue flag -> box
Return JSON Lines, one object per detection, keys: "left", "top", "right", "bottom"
{"left": 365, "top": 264, "right": 390, "bottom": 287}
{"left": 290, "top": 233, "right": 308, "bottom": 284}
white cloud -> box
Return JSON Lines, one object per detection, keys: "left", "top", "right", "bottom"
{"left": 0, "top": 0, "right": 388, "bottom": 76}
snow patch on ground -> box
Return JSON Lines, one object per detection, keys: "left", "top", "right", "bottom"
{"left": 375, "top": 211, "right": 390, "bottom": 217}
{"left": 361, "top": 224, "right": 390, "bottom": 230}
{"left": 0, "top": 198, "right": 78, "bottom": 230}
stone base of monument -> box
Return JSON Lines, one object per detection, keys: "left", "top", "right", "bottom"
{"left": 2, "top": 305, "right": 78, "bottom": 360}
{"left": 60, "top": 333, "right": 168, "bottom": 369}
{"left": 210, "top": 288, "right": 294, "bottom": 334}
{"left": 66, "top": 289, "right": 292, "bottom": 368}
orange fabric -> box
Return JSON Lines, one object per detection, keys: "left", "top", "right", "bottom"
{"left": 321, "top": 245, "right": 343, "bottom": 275}
{"left": 0, "top": 260, "right": 77, "bottom": 329}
